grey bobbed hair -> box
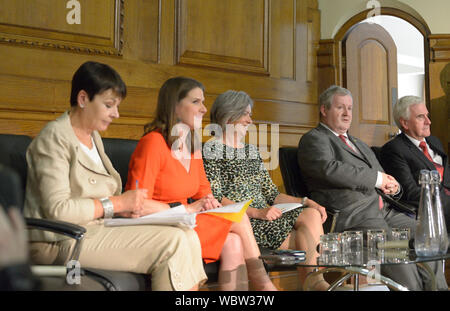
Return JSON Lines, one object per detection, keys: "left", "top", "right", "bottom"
{"left": 210, "top": 90, "right": 254, "bottom": 131}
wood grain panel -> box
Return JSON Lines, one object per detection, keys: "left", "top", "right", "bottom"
{"left": 430, "top": 35, "right": 450, "bottom": 62}
{"left": 359, "top": 40, "right": 389, "bottom": 123}
{"left": 307, "top": 7, "right": 320, "bottom": 83}
{"left": 0, "top": 74, "right": 158, "bottom": 118}
{"left": 429, "top": 36, "right": 450, "bottom": 153}
{"left": 122, "top": 0, "right": 159, "bottom": 63}
{"left": 345, "top": 22, "right": 398, "bottom": 147}
{"left": 0, "top": 0, "right": 321, "bottom": 192}
{"left": 0, "top": 0, "right": 124, "bottom": 55}
{"left": 0, "top": 73, "right": 318, "bottom": 131}
{"left": 317, "top": 39, "right": 337, "bottom": 95}
{"left": 252, "top": 100, "right": 318, "bottom": 126}
{"left": 428, "top": 36, "right": 449, "bottom": 153}
{"left": 159, "top": 0, "right": 176, "bottom": 65}
{"left": 176, "top": 0, "right": 269, "bottom": 74}
{"left": 269, "top": 0, "right": 295, "bottom": 79}
{"left": 429, "top": 60, "right": 450, "bottom": 154}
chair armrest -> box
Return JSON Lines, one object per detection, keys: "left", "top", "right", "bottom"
{"left": 325, "top": 210, "right": 340, "bottom": 233}
{"left": 326, "top": 210, "right": 339, "bottom": 218}
{"left": 380, "top": 195, "right": 416, "bottom": 216}
{"left": 25, "top": 218, "right": 86, "bottom": 241}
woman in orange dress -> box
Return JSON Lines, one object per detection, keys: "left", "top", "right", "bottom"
{"left": 125, "top": 77, "right": 276, "bottom": 291}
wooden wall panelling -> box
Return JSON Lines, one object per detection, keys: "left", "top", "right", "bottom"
{"left": 306, "top": 3, "right": 320, "bottom": 84}
{"left": 0, "top": 0, "right": 124, "bottom": 55}
{"left": 0, "top": 112, "right": 58, "bottom": 137}
{"left": 159, "top": 0, "right": 176, "bottom": 65}
{"left": 176, "top": 0, "right": 269, "bottom": 75}
{"left": 269, "top": 0, "right": 295, "bottom": 80}
{"left": 300, "top": 0, "right": 320, "bottom": 102}
{"left": 429, "top": 35, "right": 450, "bottom": 154}
{"left": 122, "top": 0, "right": 159, "bottom": 62}
{"left": 430, "top": 35, "right": 450, "bottom": 62}
{"left": 0, "top": 0, "right": 320, "bottom": 118}
{"left": 0, "top": 0, "right": 321, "bottom": 191}
{"left": 317, "top": 39, "right": 338, "bottom": 95}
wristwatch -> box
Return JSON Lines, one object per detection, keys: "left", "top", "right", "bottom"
{"left": 168, "top": 202, "right": 182, "bottom": 208}
{"left": 301, "top": 196, "right": 308, "bottom": 206}
{"left": 100, "top": 197, "right": 114, "bottom": 219}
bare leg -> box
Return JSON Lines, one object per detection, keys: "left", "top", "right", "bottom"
{"left": 279, "top": 208, "right": 329, "bottom": 290}
{"left": 218, "top": 233, "right": 248, "bottom": 291}
{"left": 229, "top": 214, "right": 277, "bottom": 291}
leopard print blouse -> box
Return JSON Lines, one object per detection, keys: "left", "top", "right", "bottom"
{"left": 203, "top": 140, "right": 303, "bottom": 249}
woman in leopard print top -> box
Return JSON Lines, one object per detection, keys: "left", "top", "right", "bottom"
{"left": 203, "top": 90, "right": 330, "bottom": 290}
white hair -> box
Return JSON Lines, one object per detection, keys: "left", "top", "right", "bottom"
{"left": 393, "top": 95, "right": 424, "bottom": 129}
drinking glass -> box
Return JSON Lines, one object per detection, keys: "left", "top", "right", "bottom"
{"left": 389, "top": 227, "right": 410, "bottom": 263}
{"left": 391, "top": 228, "right": 410, "bottom": 242}
{"left": 341, "top": 230, "right": 363, "bottom": 264}
{"left": 367, "top": 229, "right": 386, "bottom": 252}
{"left": 319, "top": 233, "right": 341, "bottom": 264}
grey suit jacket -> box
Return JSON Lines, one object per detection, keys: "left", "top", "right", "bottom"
{"left": 24, "top": 111, "right": 122, "bottom": 242}
{"left": 298, "top": 124, "right": 387, "bottom": 231}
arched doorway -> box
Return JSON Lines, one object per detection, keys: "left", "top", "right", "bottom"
{"left": 318, "top": 7, "right": 431, "bottom": 146}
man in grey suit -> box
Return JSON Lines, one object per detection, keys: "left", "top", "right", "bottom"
{"left": 298, "top": 85, "right": 448, "bottom": 290}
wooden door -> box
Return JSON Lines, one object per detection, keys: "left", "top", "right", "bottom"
{"left": 344, "top": 22, "right": 399, "bottom": 147}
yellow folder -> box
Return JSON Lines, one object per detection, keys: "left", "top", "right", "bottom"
{"left": 205, "top": 199, "right": 253, "bottom": 223}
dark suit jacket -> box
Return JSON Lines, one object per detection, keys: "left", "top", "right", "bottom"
{"left": 380, "top": 133, "right": 450, "bottom": 216}
{"left": 298, "top": 124, "right": 399, "bottom": 232}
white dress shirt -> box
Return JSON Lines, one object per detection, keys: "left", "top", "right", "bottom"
{"left": 80, "top": 136, "right": 106, "bottom": 169}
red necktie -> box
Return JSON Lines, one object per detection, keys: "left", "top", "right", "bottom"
{"left": 339, "top": 134, "right": 357, "bottom": 153}
{"left": 378, "top": 196, "right": 384, "bottom": 210}
{"left": 419, "top": 141, "right": 444, "bottom": 180}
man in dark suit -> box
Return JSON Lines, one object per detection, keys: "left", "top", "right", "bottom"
{"left": 380, "top": 95, "right": 450, "bottom": 228}
{"left": 298, "top": 85, "right": 447, "bottom": 290}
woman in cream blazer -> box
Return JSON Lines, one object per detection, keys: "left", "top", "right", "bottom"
{"left": 23, "top": 61, "right": 206, "bottom": 291}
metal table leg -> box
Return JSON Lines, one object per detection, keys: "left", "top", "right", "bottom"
{"left": 303, "top": 267, "right": 409, "bottom": 291}
{"left": 417, "top": 262, "right": 437, "bottom": 291}
{"left": 353, "top": 274, "right": 359, "bottom": 291}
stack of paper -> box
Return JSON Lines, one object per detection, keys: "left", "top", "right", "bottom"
{"left": 104, "top": 200, "right": 252, "bottom": 229}
{"left": 104, "top": 205, "right": 196, "bottom": 228}
{"left": 273, "top": 203, "right": 303, "bottom": 214}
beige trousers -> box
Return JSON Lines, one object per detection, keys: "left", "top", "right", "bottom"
{"left": 30, "top": 224, "right": 207, "bottom": 291}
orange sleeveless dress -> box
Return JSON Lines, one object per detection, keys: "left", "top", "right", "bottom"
{"left": 125, "top": 131, "right": 231, "bottom": 263}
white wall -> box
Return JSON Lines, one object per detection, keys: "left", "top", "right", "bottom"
{"left": 319, "top": 0, "right": 450, "bottom": 39}
{"left": 398, "top": 73, "right": 424, "bottom": 98}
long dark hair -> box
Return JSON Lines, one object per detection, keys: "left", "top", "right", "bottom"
{"left": 144, "top": 77, "right": 204, "bottom": 152}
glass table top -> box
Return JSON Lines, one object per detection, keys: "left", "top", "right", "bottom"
{"left": 260, "top": 248, "right": 450, "bottom": 269}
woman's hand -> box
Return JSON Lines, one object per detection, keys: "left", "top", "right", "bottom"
{"left": 186, "top": 194, "right": 221, "bottom": 214}
{"left": 253, "top": 206, "right": 282, "bottom": 221}
{"left": 112, "top": 189, "right": 148, "bottom": 217}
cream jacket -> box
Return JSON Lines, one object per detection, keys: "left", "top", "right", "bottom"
{"left": 24, "top": 111, "right": 121, "bottom": 242}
